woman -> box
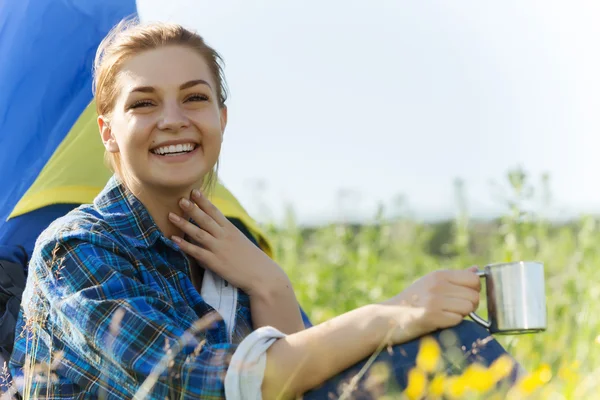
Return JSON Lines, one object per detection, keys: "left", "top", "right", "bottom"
{"left": 9, "top": 19, "right": 520, "bottom": 399}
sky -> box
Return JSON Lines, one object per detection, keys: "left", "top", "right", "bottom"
{"left": 137, "top": 0, "right": 600, "bottom": 224}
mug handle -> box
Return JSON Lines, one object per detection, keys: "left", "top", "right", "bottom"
{"left": 469, "top": 269, "right": 491, "bottom": 329}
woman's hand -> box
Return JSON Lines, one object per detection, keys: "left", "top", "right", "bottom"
{"left": 168, "top": 189, "right": 284, "bottom": 296}
{"left": 377, "top": 267, "right": 481, "bottom": 344}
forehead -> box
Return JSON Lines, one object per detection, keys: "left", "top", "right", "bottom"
{"left": 116, "top": 46, "right": 214, "bottom": 91}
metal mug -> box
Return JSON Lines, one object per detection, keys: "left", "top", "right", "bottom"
{"left": 469, "top": 261, "right": 547, "bottom": 334}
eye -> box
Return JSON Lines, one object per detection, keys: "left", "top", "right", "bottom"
{"left": 184, "top": 93, "right": 209, "bottom": 102}
{"left": 129, "top": 100, "right": 155, "bottom": 109}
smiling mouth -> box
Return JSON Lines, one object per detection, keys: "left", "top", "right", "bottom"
{"left": 150, "top": 143, "right": 198, "bottom": 156}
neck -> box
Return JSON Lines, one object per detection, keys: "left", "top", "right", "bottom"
{"left": 127, "top": 180, "right": 200, "bottom": 240}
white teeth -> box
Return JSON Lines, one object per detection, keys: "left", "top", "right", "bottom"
{"left": 152, "top": 143, "right": 196, "bottom": 155}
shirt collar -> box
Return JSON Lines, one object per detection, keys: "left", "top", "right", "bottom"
{"left": 93, "top": 175, "right": 163, "bottom": 249}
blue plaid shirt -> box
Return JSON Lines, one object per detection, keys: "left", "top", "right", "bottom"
{"left": 9, "top": 176, "right": 310, "bottom": 399}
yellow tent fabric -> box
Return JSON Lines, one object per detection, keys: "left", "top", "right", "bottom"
{"left": 10, "top": 101, "right": 273, "bottom": 257}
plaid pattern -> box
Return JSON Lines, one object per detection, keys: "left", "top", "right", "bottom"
{"left": 9, "top": 176, "right": 296, "bottom": 399}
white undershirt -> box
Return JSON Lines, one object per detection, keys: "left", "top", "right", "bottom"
{"left": 200, "top": 270, "right": 286, "bottom": 399}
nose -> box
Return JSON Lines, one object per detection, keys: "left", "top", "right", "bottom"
{"left": 157, "top": 101, "right": 190, "bottom": 132}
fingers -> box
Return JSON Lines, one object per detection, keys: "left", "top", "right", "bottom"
{"left": 438, "top": 311, "right": 465, "bottom": 329}
{"left": 169, "top": 211, "right": 218, "bottom": 248}
{"left": 441, "top": 297, "right": 477, "bottom": 316}
{"left": 171, "top": 235, "right": 215, "bottom": 265}
{"left": 444, "top": 284, "right": 480, "bottom": 310}
{"left": 190, "top": 189, "right": 229, "bottom": 227}
{"left": 445, "top": 269, "right": 481, "bottom": 291}
{"left": 176, "top": 197, "right": 222, "bottom": 237}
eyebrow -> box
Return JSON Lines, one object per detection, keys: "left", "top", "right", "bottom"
{"left": 130, "top": 79, "right": 212, "bottom": 94}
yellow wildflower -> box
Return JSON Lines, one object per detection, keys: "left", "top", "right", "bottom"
{"left": 489, "top": 355, "right": 514, "bottom": 382}
{"left": 558, "top": 362, "right": 578, "bottom": 383}
{"left": 444, "top": 376, "right": 466, "bottom": 399}
{"left": 428, "top": 374, "right": 445, "bottom": 398}
{"left": 404, "top": 367, "right": 427, "bottom": 400}
{"left": 461, "top": 363, "right": 494, "bottom": 393}
{"left": 536, "top": 364, "right": 552, "bottom": 383}
{"left": 416, "top": 336, "right": 441, "bottom": 373}
{"left": 516, "top": 364, "right": 552, "bottom": 395}
{"left": 518, "top": 375, "right": 540, "bottom": 395}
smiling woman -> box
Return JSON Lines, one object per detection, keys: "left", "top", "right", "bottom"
{"left": 9, "top": 18, "right": 522, "bottom": 400}
{"left": 98, "top": 47, "right": 225, "bottom": 236}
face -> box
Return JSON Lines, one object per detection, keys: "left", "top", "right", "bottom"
{"left": 99, "top": 45, "right": 226, "bottom": 194}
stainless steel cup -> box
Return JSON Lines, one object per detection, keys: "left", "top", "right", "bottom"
{"left": 469, "top": 261, "right": 547, "bottom": 334}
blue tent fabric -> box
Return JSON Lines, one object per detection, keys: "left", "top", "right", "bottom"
{"left": 0, "top": 204, "right": 80, "bottom": 258}
{"left": 0, "top": 0, "right": 137, "bottom": 225}
{"left": 0, "top": 245, "right": 27, "bottom": 267}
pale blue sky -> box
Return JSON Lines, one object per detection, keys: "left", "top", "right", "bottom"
{"left": 138, "top": 0, "right": 600, "bottom": 224}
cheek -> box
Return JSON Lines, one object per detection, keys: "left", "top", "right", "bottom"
{"left": 125, "top": 117, "right": 154, "bottom": 147}
{"left": 203, "top": 134, "right": 222, "bottom": 157}
{"left": 198, "top": 107, "right": 223, "bottom": 129}
{"left": 194, "top": 109, "right": 224, "bottom": 143}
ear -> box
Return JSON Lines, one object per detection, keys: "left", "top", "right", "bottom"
{"left": 98, "top": 115, "right": 120, "bottom": 153}
{"left": 219, "top": 106, "right": 228, "bottom": 141}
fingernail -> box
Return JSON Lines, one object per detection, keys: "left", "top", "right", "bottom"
{"left": 180, "top": 198, "right": 191, "bottom": 208}
{"left": 193, "top": 189, "right": 202, "bottom": 198}
{"left": 169, "top": 212, "right": 180, "bottom": 222}
{"left": 172, "top": 235, "right": 182, "bottom": 243}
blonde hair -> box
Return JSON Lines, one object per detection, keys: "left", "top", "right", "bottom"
{"left": 92, "top": 18, "right": 228, "bottom": 192}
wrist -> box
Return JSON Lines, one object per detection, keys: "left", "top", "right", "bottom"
{"left": 369, "top": 303, "right": 425, "bottom": 346}
{"left": 247, "top": 267, "right": 293, "bottom": 302}
{"left": 366, "top": 304, "right": 398, "bottom": 347}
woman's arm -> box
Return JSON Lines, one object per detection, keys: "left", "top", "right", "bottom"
{"left": 262, "top": 268, "right": 482, "bottom": 398}
{"left": 261, "top": 303, "right": 397, "bottom": 399}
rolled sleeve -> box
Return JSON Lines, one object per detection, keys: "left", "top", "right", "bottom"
{"left": 224, "top": 326, "right": 286, "bottom": 400}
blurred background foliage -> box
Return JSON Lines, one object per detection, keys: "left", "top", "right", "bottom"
{"left": 260, "top": 167, "right": 599, "bottom": 398}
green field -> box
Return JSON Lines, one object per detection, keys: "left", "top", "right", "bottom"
{"left": 266, "top": 170, "right": 599, "bottom": 399}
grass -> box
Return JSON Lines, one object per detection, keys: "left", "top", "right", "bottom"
{"left": 263, "top": 169, "right": 600, "bottom": 398}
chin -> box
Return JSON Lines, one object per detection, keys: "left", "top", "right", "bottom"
{"left": 152, "top": 171, "right": 207, "bottom": 192}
